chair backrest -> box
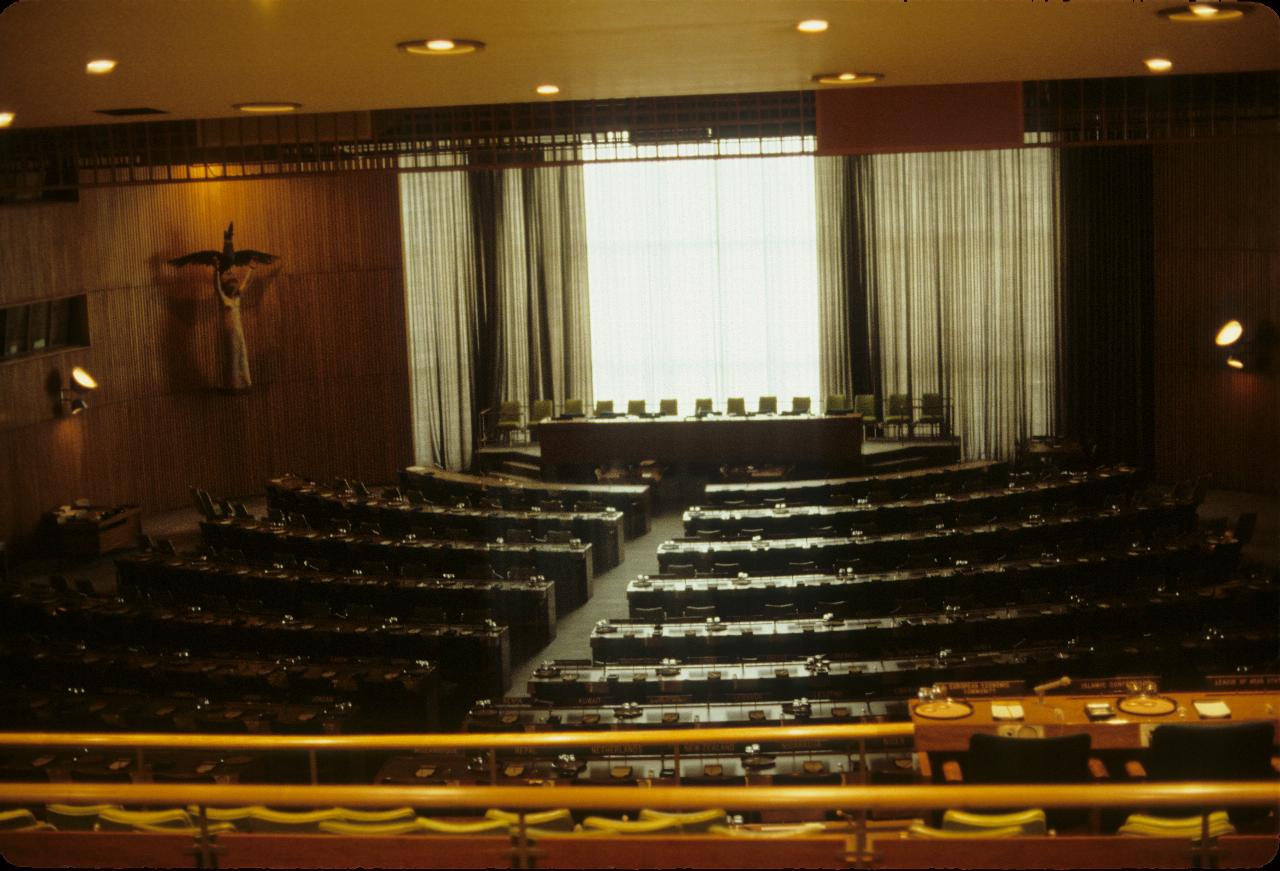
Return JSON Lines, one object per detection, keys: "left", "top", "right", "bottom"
{"left": 530, "top": 399, "right": 554, "bottom": 421}
{"left": 791, "top": 396, "right": 811, "bottom": 414}
{"left": 1146, "top": 722, "right": 1276, "bottom": 782}
{"left": 921, "top": 393, "right": 944, "bottom": 416}
{"left": 966, "top": 733, "right": 1092, "bottom": 784}
{"left": 627, "top": 399, "right": 647, "bottom": 416}
{"left": 826, "top": 394, "right": 848, "bottom": 414}
{"left": 853, "top": 394, "right": 876, "bottom": 417}
{"left": 887, "top": 394, "right": 912, "bottom": 417}
{"left": 563, "top": 398, "right": 584, "bottom": 416}
{"left": 695, "top": 397, "right": 713, "bottom": 415}
{"left": 498, "top": 401, "right": 521, "bottom": 422}
{"left": 726, "top": 397, "right": 746, "bottom": 416}
{"left": 758, "top": 395, "right": 777, "bottom": 415}
{"left": 659, "top": 398, "right": 678, "bottom": 416}
{"left": 594, "top": 400, "right": 614, "bottom": 415}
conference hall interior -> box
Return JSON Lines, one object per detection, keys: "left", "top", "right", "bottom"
{"left": 0, "top": 1, "right": 1277, "bottom": 868}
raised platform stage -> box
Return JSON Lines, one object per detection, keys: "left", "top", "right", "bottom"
{"left": 476, "top": 437, "right": 962, "bottom": 482}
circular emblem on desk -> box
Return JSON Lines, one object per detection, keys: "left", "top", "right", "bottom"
{"left": 1117, "top": 696, "right": 1178, "bottom": 716}
{"left": 912, "top": 700, "right": 974, "bottom": 720}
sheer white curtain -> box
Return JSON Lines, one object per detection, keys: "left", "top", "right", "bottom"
{"left": 399, "top": 157, "right": 479, "bottom": 470}
{"left": 862, "top": 148, "right": 1058, "bottom": 458}
{"left": 583, "top": 146, "right": 820, "bottom": 413}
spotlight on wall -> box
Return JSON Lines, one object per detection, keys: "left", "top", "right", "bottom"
{"left": 1214, "top": 318, "right": 1275, "bottom": 372}
{"left": 56, "top": 365, "right": 99, "bottom": 415}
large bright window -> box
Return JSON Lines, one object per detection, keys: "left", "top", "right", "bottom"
{"left": 583, "top": 140, "right": 820, "bottom": 414}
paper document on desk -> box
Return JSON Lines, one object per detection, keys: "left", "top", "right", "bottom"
{"left": 1193, "top": 700, "right": 1232, "bottom": 719}
{"left": 991, "top": 702, "right": 1025, "bottom": 721}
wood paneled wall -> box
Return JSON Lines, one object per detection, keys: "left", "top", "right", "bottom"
{"left": 1152, "top": 135, "right": 1280, "bottom": 495}
{"left": 0, "top": 174, "right": 413, "bottom": 557}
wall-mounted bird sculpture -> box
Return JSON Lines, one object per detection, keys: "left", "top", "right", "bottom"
{"left": 167, "top": 222, "right": 278, "bottom": 392}
{"left": 168, "top": 222, "right": 278, "bottom": 271}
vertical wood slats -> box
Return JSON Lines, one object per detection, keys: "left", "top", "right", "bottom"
{"left": 0, "top": 174, "right": 412, "bottom": 556}
{"left": 1152, "top": 135, "right": 1280, "bottom": 495}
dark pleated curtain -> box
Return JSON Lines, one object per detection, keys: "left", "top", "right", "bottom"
{"left": 820, "top": 148, "right": 1060, "bottom": 460}
{"left": 1056, "top": 145, "right": 1155, "bottom": 467}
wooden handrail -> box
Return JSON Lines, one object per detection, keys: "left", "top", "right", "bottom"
{"left": 0, "top": 722, "right": 914, "bottom": 752}
{"left": 1, "top": 781, "right": 1277, "bottom": 812}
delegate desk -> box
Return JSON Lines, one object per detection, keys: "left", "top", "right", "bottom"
{"left": 201, "top": 517, "right": 593, "bottom": 612}
{"left": 701, "top": 459, "right": 1007, "bottom": 506}
{"left": 629, "top": 535, "right": 1241, "bottom": 618}
{"left": 533, "top": 414, "right": 864, "bottom": 474}
{"left": 528, "top": 632, "right": 1278, "bottom": 707}
{"left": 267, "top": 475, "right": 625, "bottom": 570}
{"left": 658, "top": 500, "right": 1198, "bottom": 573}
{"left": 683, "top": 467, "right": 1140, "bottom": 538}
{"left": 911, "top": 689, "right": 1280, "bottom": 755}
{"left": 402, "top": 466, "right": 651, "bottom": 538}
{"left": 590, "top": 580, "right": 1272, "bottom": 663}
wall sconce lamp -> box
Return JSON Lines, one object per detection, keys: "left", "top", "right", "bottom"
{"left": 1214, "top": 318, "right": 1273, "bottom": 372}
{"left": 58, "top": 365, "right": 98, "bottom": 415}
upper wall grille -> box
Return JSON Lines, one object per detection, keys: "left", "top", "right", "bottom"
{"left": 0, "top": 72, "right": 1275, "bottom": 192}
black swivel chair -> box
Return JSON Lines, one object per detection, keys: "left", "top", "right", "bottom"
{"left": 961, "top": 732, "right": 1095, "bottom": 831}
{"left": 1143, "top": 722, "right": 1277, "bottom": 826}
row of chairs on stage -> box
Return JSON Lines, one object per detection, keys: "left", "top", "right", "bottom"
{"left": 489, "top": 392, "right": 953, "bottom": 442}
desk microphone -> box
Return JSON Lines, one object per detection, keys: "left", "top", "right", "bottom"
{"left": 1033, "top": 675, "right": 1071, "bottom": 701}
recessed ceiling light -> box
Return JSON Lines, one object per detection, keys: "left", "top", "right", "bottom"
{"left": 796, "top": 19, "right": 829, "bottom": 33}
{"left": 85, "top": 59, "right": 117, "bottom": 75}
{"left": 812, "top": 72, "right": 883, "bottom": 85}
{"left": 1144, "top": 57, "right": 1173, "bottom": 72}
{"left": 1226, "top": 355, "right": 1244, "bottom": 369}
{"left": 0, "top": 112, "right": 13, "bottom": 128}
{"left": 535, "top": 84, "right": 560, "bottom": 96}
{"left": 1161, "top": 3, "right": 1246, "bottom": 22}
{"left": 398, "top": 38, "right": 485, "bottom": 56}
{"left": 233, "top": 102, "right": 302, "bottom": 113}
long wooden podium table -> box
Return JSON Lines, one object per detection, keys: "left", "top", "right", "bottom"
{"left": 533, "top": 414, "right": 864, "bottom": 470}
{"left": 911, "top": 689, "right": 1280, "bottom": 752}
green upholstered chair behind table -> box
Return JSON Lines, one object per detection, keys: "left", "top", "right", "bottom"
{"left": 726, "top": 397, "right": 747, "bottom": 416}
{"left": 884, "top": 393, "right": 912, "bottom": 438}
{"left": 852, "top": 394, "right": 879, "bottom": 436}
{"left": 495, "top": 400, "right": 524, "bottom": 444}
{"left": 757, "top": 395, "right": 778, "bottom": 415}
{"left": 530, "top": 399, "right": 554, "bottom": 423}
{"left": 962, "top": 732, "right": 1094, "bottom": 831}
{"left": 627, "top": 399, "right": 647, "bottom": 416}
{"left": 563, "top": 398, "right": 585, "bottom": 417}
{"left": 695, "top": 397, "right": 714, "bottom": 416}
{"left": 825, "top": 394, "right": 849, "bottom": 415}
{"left": 917, "top": 392, "right": 946, "bottom": 436}
{"left": 1141, "top": 721, "right": 1276, "bottom": 826}
{"left": 659, "top": 398, "right": 678, "bottom": 417}
{"left": 594, "top": 400, "right": 614, "bottom": 416}
{"left": 790, "top": 396, "right": 811, "bottom": 414}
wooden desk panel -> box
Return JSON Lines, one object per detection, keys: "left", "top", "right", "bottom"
{"left": 911, "top": 691, "right": 1280, "bottom": 752}
{"left": 534, "top": 415, "right": 864, "bottom": 467}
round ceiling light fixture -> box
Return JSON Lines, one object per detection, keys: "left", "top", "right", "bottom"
{"left": 398, "top": 38, "right": 485, "bottom": 56}
{"left": 535, "top": 84, "right": 561, "bottom": 96}
{"left": 233, "top": 102, "right": 302, "bottom": 113}
{"left": 86, "top": 59, "right": 118, "bottom": 75}
{"left": 1160, "top": 3, "right": 1247, "bottom": 22}
{"left": 1144, "top": 57, "right": 1174, "bottom": 72}
{"left": 812, "top": 72, "right": 883, "bottom": 85}
{"left": 0, "top": 111, "right": 14, "bottom": 128}
{"left": 796, "top": 19, "right": 829, "bottom": 33}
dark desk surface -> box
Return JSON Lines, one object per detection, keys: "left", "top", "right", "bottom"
{"left": 684, "top": 467, "right": 1138, "bottom": 530}
{"left": 534, "top": 414, "right": 864, "bottom": 467}
{"left": 702, "top": 459, "right": 1007, "bottom": 500}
